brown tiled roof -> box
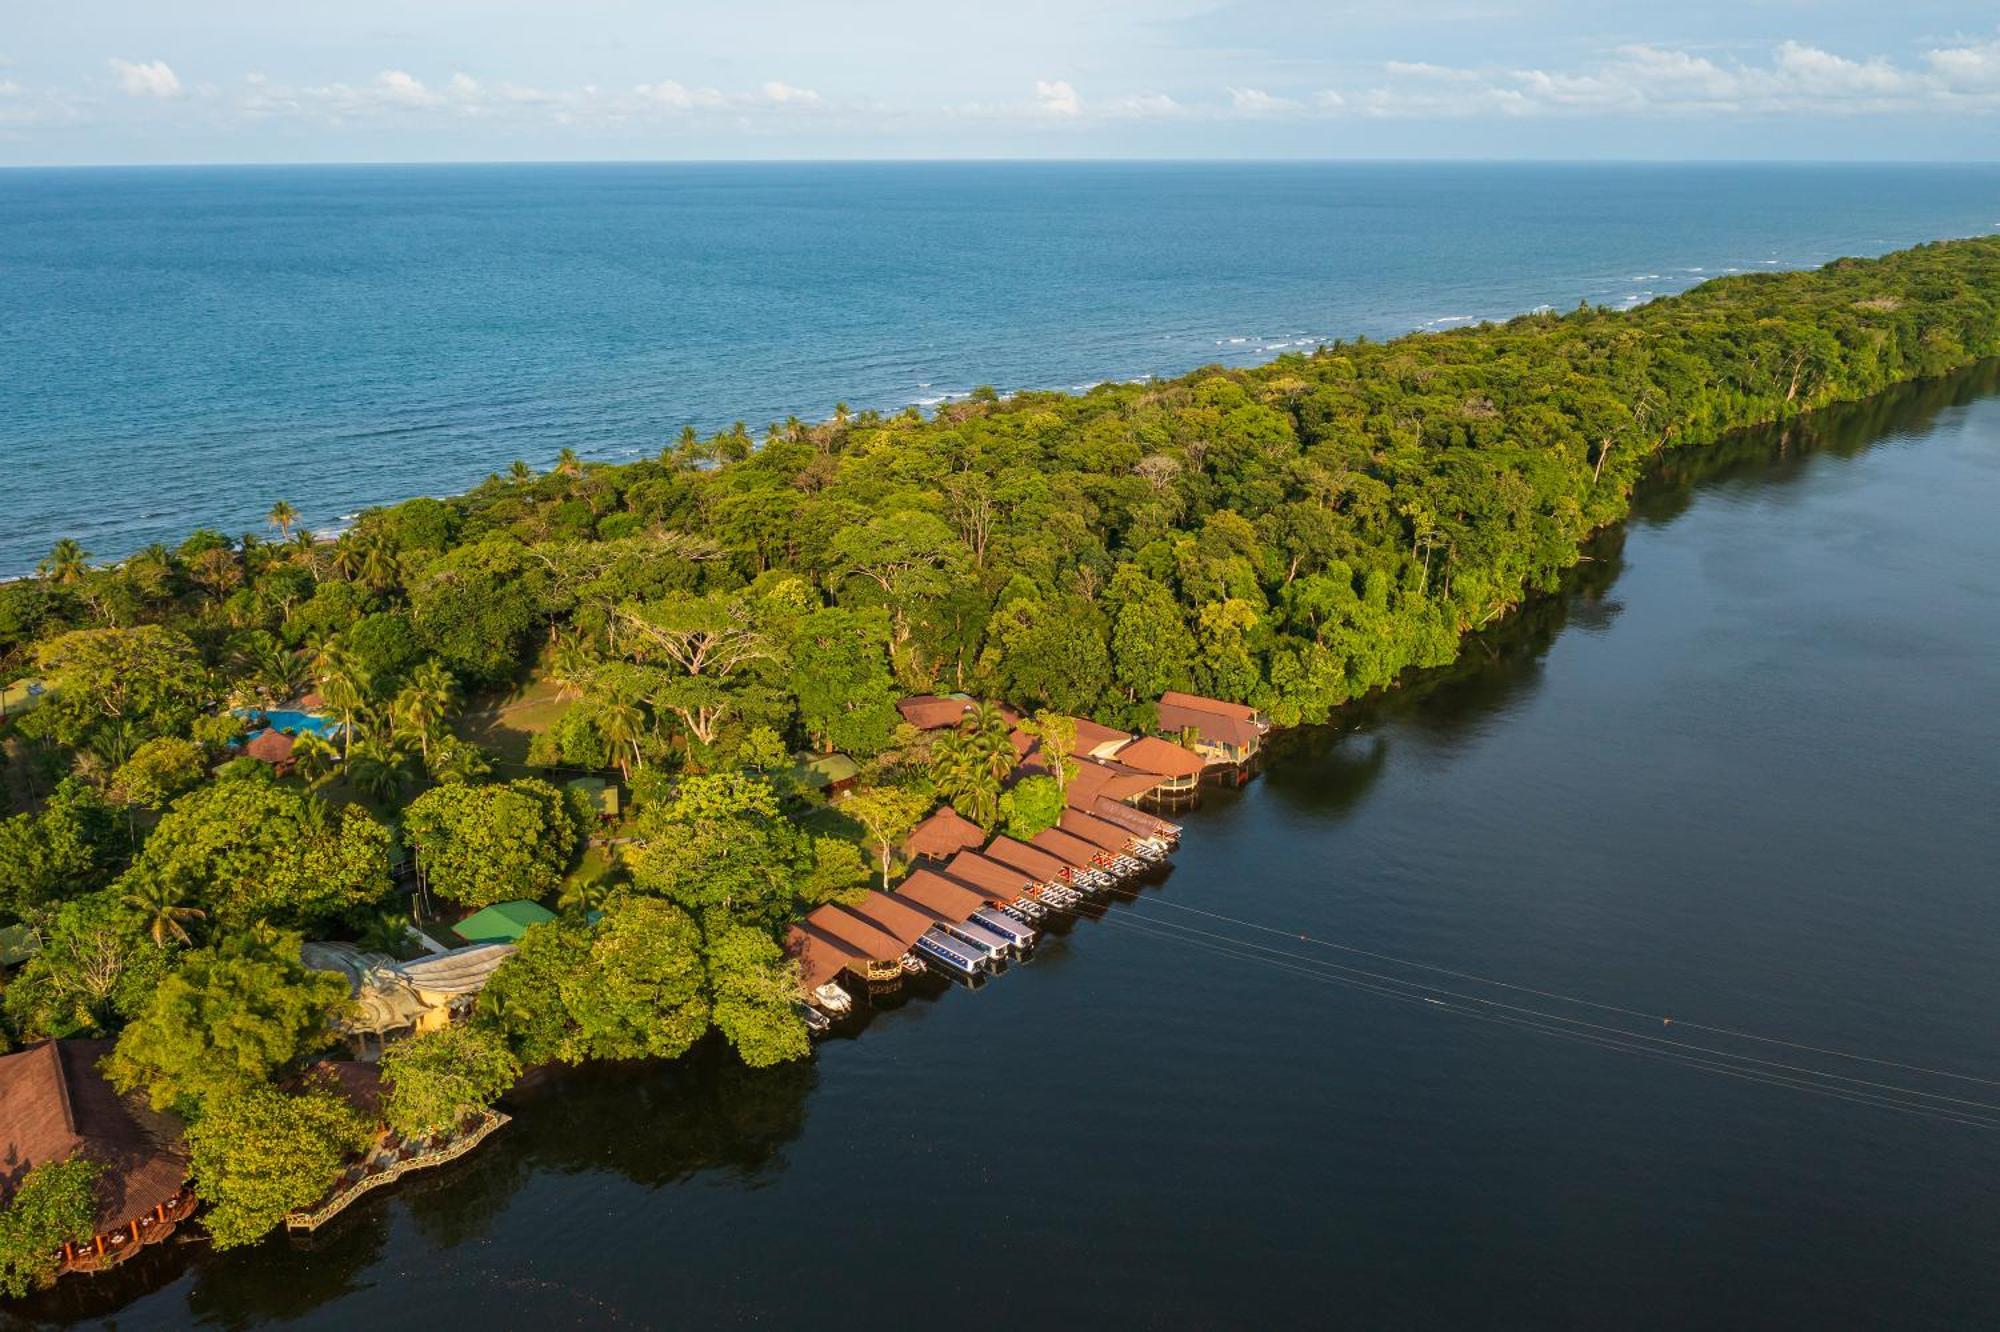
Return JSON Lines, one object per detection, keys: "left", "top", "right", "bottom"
{"left": 1031, "top": 827, "right": 1106, "bottom": 869}
{"left": 786, "top": 924, "right": 866, "bottom": 991}
{"left": 1156, "top": 699, "right": 1263, "bottom": 749}
{"left": 0, "top": 1041, "right": 188, "bottom": 1235}
{"left": 841, "top": 891, "right": 939, "bottom": 948}
{"left": 1070, "top": 717, "right": 1134, "bottom": 757}
{"left": 896, "top": 695, "right": 973, "bottom": 730}
{"left": 1088, "top": 798, "right": 1181, "bottom": 839}
{"left": 245, "top": 728, "right": 296, "bottom": 764}
{"left": 983, "top": 835, "right": 1070, "bottom": 883}
{"left": 802, "top": 903, "right": 907, "bottom": 963}
{"left": 1160, "top": 691, "right": 1262, "bottom": 724}
{"left": 1113, "top": 736, "right": 1206, "bottom": 780}
{"left": 1059, "top": 807, "right": 1138, "bottom": 853}
{"left": 895, "top": 870, "right": 988, "bottom": 923}
{"left": 940, "top": 851, "right": 1034, "bottom": 904}
{"left": 902, "top": 806, "right": 987, "bottom": 861}
{"left": 1066, "top": 759, "right": 1163, "bottom": 808}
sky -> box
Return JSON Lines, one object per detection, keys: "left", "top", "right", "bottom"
{"left": 2, "top": 2, "right": 1998, "bottom": 165}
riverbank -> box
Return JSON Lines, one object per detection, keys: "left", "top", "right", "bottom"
{"left": 14, "top": 357, "right": 1999, "bottom": 1327}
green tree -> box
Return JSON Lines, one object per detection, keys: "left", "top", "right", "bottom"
{"left": 37, "top": 537, "right": 90, "bottom": 587}
{"left": 380, "top": 1024, "right": 520, "bottom": 1139}
{"left": 107, "top": 736, "right": 208, "bottom": 811}
{"left": 106, "top": 929, "right": 351, "bottom": 1112}
{"left": 120, "top": 875, "right": 206, "bottom": 948}
{"left": 1, "top": 890, "right": 169, "bottom": 1039}
{"left": 403, "top": 779, "right": 577, "bottom": 909}
{"left": 185, "top": 1081, "right": 372, "bottom": 1251}
{"left": 119, "top": 780, "right": 391, "bottom": 929}
{"left": 999, "top": 774, "right": 1064, "bottom": 840}
{"left": 0, "top": 1155, "right": 103, "bottom": 1298}
{"left": 25, "top": 626, "right": 211, "bottom": 750}
{"left": 842, "top": 785, "right": 932, "bottom": 891}
{"left": 705, "top": 923, "right": 809, "bottom": 1068}
{"left": 266, "top": 500, "right": 299, "bottom": 541}
{"left": 567, "top": 896, "right": 711, "bottom": 1061}
{"left": 790, "top": 606, "right": 900, "bottom": 756}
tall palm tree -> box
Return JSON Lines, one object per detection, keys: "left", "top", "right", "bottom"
{"left": 555, "top": 447, "right": 582, "bottom": 477}
{"left": 267, "top": 500, "right": 299, "bottom": 540}
{"left": 508, "top": 459, "right": 533, "bottom": 485}
{"left": 122, "top": 877, "right": 205, "bottom": 948}
{"left": 316, "top": 652, "right": 372, "bottom": 756}
{"left": 391, "top": 661, "right": 455, "bottom": 763}
{"left": 596, "top": 698, "right": 645, "bottom": 782}
{"left": 427, "top": 737, "right": 491, "bottom": 785}
{"left": 38, "top": 538, "right": 89, "bottom": 586}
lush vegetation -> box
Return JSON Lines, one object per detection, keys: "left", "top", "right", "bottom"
{"left": 0, "top": 1156, "right": 101, "bottom": 1297}
{"left": 2, "top": 237, "right": 1996, "bottom": 1254}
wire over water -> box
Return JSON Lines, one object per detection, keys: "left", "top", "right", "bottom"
{"left": 1010, "top": 879, "right": 2000, "bottom": 1130}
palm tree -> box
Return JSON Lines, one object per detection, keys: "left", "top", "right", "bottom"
{"left": 555, "top": 447, "right": 582, "bottom": 477}
{"left": 549, "top": 637, "right": 598, "bottom": 701}
{"left": 122, "top": 877, "right": 205, "bottom": 948}
{"left": 929, "top": 730, "right": 1002, "bottom": 827}
{"left": 508, "top": 459, "right": 533, "bottom": 485}
{"left": 558, "top": 874, "right": 609, "bottom": 918}
{"left": 267, "top": 500, "right": 299, "bottom": 540}
{"left": 331, "top": 535, "right": 365, "bottom": 583}
{"left": 291, "top": 730, "right": 339, "bottom": 786}
{"left": 427, "top": 737, "right": 491, "bottom": 785}
{"left": 357, "top": 537, "right": 399, "bottom": 594}
{"left": 596, "top": 698, "right": 645, "bottom": 782}
{"left": 391, "top": 661, "right": 455, "bottom": 763}
{"left": 963, "top": 702, "right": 1015, "bottom": 782}
{"left": 347, "top": 737, "right": 414, "bottom": 802}
{"left": 316, "top": 653, "right": 372, "bottom": 755}
{"left": 38, "top": 538, "right": 89, "bottom": 586}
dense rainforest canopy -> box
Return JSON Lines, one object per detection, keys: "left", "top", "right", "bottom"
{"left": 1, "top": 235, "right": 1996, "bottom": 1258}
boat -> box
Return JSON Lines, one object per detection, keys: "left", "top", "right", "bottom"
{"left": 971, "top": 907, "right": 1036, "bottom": 950}
{"left": 914, "top": 928, "right": 986, "bottom": 977}
{"left": 797, "top": 1004, "right": 833, "bottom": 1035}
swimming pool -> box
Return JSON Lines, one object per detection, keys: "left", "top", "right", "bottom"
{"left": 236, "top": 708, "right": 345, "bottom": 740}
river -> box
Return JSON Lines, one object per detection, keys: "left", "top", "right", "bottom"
{"left": 12, "top": 365, "right": 2000, "bottom": 1328}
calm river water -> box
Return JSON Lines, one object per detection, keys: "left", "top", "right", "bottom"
{"left": 13, "top": 367, "right": 2000, "bottom": 1329}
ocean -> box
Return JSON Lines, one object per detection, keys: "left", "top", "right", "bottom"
{"left": 4, "top": 161, "right": 1998, "bottom": 575}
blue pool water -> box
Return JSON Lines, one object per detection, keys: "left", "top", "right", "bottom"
{"left": 4, "top": 161, "right": 1999, "bottom": 575}
{"left": 238, "top": 708, "right": 343, "bottom": 740}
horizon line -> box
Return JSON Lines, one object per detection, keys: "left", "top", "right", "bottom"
{"left": 6, "top": 155, "right": 2000, "bottom": 172}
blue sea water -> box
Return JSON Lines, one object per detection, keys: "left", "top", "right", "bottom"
{"left": 3, "top": 161, "right": 1998, "bottom": 575}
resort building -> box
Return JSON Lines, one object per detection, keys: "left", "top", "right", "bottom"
{"left": 940, "top": 849, "right": 1039, "bottom": 904}
{"left": 896, "top": 694, "right": 976, "bottom": 730}
{"left": 1155, "top": 691, "right": 1269, "bottom": 768}
{"left": 982, "top": 835, "right": 1073, "bottom": 888}
{"left": 786, "top": 923, "right": 871, "bottom": 1005}
{"left": 243, "top": 727, "right": 296, "bottom": 775}
{"left": 1104, "top": 735, "right": 1206, "bottom": 805}
{"left": 302, "top": 941, "right": 517, "bottom": 1055}
{"left": 0, "top": 1040, "right": 196, "bottom": 1278}
{"left": 902, "top": 805, "right": 987, "bottom": 864}
{"left": 797, "top": 904, "right": 910, "bottom": 985}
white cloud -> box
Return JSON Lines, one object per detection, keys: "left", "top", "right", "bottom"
{"left": 108, "top": 57, "right": 182, "bottom": 99}
{"left": 1925, "top": 38, "right": 2000, "bottom": 92}
{"left": 0, "top": 80, "right": 21, "bottom": 98}
{"left": 1228, "top": 87, "right": 1301, "bottom": 115}
{"left": 1035, "top": 79, "right": 1081, "bottom": 116}
{"left": 1342, "top": 38, "right": 2000, "bottom": 119}
{"left": 634, "top": 79, "right": 729, "bottom": 110}
{"left": 761, "top": 80, "right": 821, "bottom": 106}
{"left": 374, "top": 70, "right": 442, "bottom": 107}
{"left": 1104, "top": 92, "right": 1183, "bottom": 119}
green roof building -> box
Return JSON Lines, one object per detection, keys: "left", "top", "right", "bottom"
{"left": 566, "top": 776, "right": 620, "bottom": 820}
{"left": 452, "top": 899, "right": 556, "bottom": 946}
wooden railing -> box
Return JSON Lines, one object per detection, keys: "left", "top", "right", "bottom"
{"left": 284, "top": 1111, "right": 509, "bottom": 1233}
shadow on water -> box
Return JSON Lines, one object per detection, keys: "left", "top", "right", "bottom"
{"left": 1260, "top": 358, "right": 2000, "bottom": 816}
{"left": 7, "top": 359, "right": 1999, "bottom": 1330}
